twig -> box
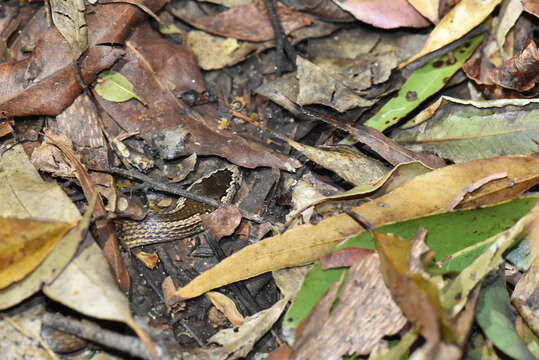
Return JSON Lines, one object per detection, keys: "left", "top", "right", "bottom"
{"left": 42, "top": 313, "right": 155, "bottom": 360}
{"left": 264, "top": 0, "right": 297, "bottom": 75}
{"left": 0, "top": 314, "right": 60, "bottom": 360}
{"left": 99, "top": 166, "right": 221, "bottom": 207}
{"left": 94, "top": 166, "right": 265, "bottom": 224}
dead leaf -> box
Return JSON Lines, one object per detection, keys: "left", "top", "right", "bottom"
{"left": 43, "top": 240, "right": 157, "bottom": 358}
{"left": 512, "top": 264, "right": 539, "bottom": 336}
{"left": 489, "top": 39, "right": 539, "bottom": 92}
{"left": 44, "top": 128, "right": 130, "bottom": 292}
{"left": 0, "top": 0, "right": 168, "bottom": 118}
{"left": 320, "top": 247, "right": 374, "bottom": 269}
{"left": 133, "top": 251, "right": 159, "bottom": 269}
{"left": 202, "top": 268, "right": 304, "bottom": 359}
{"left": 48, "top": 0, "right": 88, "bottom": 59}
{"left": 0, "top": 145, "right": 89, "bottom": 309}
{"left": 296, "top": 56, "right": 375, "bottom": 111}
{"left": 173, "top": 156, "right": 539, "bottom": 300}
{"left": 186, "top": 31, "right": 258, "bottom": 70}
{"left": 402, "top": 0, "right": 502, "bottom": 66}
{"left": 292, "top": 253, "right": 407, "bottom": 358}
{"left": 332, "top": 0, "right": 430, "bottom": 29}
{"left": 200, "top": 205, "right": 242, "bottom": 241}
{"left": 206, "top": 292, "right": 245, "bottom": 327}
{"left": 373, "top": 230, "right": 453, "bottom": 343}
{"left": 285, "top": 139, "right": 389, "bottom": 185}
{"left": 170, "top": 0, "right": 312, "bottom": 42}
{"left": 523, "top": 0, "right": 539, "bottom": 18}
{"left": 95, "top": 24, "right": 299, "bottom": 171}
{"left": 409, "top": 0, "right": 440, "bottom": 23}
{"left": 0, "top": 217, "right": 75, "bottom": 289}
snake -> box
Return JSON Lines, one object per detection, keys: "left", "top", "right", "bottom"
{"left": 116, "top": 165, "right": 241, "bottom": 248}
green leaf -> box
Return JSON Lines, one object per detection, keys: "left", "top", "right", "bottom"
{"left": 363, "top": 34, "right": 483, "bottom": 132}
{"left": 393, "top": 98, "right": 539, "bottom": 162}
{"left": 94, "top": 71, "right": 146, "bottom": 105}
{"left": 476, "top": 275, "right": 536, "bottom": 360}
{"left": 284, "top": 197, "right": 538, "bottom": 330}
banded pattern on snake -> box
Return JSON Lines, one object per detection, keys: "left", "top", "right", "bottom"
{"left": 116, "top": 165, "right": 241, "bottom": 248}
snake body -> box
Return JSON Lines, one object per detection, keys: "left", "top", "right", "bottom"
{"left": 117, "top": 165, "right": 240, "bottom": 248}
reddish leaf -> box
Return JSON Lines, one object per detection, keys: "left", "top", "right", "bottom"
{"left": 523, "top": 0, "right": 539, "bottom": 18}
{"left": 200, "top": 205, "right": 243, "bottom": 241}
{"left": 332, "top": 0, "right": 430, "bottom": 29}
{"left": 320, "top": 247, "right": 374, "bottom": 269}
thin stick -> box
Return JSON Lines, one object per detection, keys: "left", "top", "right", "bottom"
{"left": 42, "top": 313, "right": 156, "bottom": 360}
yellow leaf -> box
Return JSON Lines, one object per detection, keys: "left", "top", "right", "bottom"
{"left": 0, "top": 217, "right": 75, "bottom": 289}
{"left": 401, "top": 0, "right": 502, "bottom": 67}
{"left": 174, "top": 156, "right": 539, "bottom": 300}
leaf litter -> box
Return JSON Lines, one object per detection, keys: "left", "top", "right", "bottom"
{"left": 1, "top": 0, "right": 539, "bottom": 359}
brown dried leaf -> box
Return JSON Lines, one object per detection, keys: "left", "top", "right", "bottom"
{"left": 206, "top": 291, "right": 245, "bottom": 327}
{"left": 402, "top": 0, "right": 502, "bottom": 66}
{"left": 286, "top": 140, "right": 389, "bottom": 185}
{"left": 373, "top": 230, "right": 453, "bottom": 343}
{"left": 44, "top": 129, "right": 130, "bottom": 292}
{"left": 320, "top": 247, "right": 374, "bottom": 269}
{"left": 95, "top": 25, "right": 299, "bottom": 170}
{"left": 332, "top": 0, "right": 430, "bottom": 29}
{"left": 200, "top": 205, "right": 242, "bottom": 241}
{"left": 489, "top": 39, "right": 539, "bottom": 92}
{"left": 0, "top": 0, "right": 167, "bottom": 119}
{"left": 134, "top": 251, "right": 159, "bottom": 269}
{"left": 292, "top": 254, "right": 406, "bottom": 358}
{"left": 523, "top": 0, "right": 539, "bottom": 17}
{"left": 282, "top": 0, "right": 354, "bottom": 22}
{"left": 170, "top": 0, "right": 313, "bottom": 42}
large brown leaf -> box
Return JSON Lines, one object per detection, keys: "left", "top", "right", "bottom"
{"left": 95, "top": 25, "right": 300, "bottom": 170}
{"left": 0, "top": 0, "right": 167, "bottom": 118}
{"left": 170, "top": 0, "right": 313, "bottom": 42}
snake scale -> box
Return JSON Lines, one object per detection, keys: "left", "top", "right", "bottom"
{"left": 116, "top": 165, "right": 241, "bottom": 248}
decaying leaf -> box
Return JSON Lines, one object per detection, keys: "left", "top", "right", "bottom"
{"left": 206, "top": 292, "right": 245, "bottom": 327}
{"left": 94, "top": 24, "right": 299, "bottom": 171}
{"left": 285, "top": 139, "right": 389, "bottom": 185}
{"left": 0, "top": 1, "right": 167, "bottom": 119}
{"left": 43, "top": 241, "right": 156, "bottom": 358}
{"left": 0, "top": 145, "right": 85, "bottom": 309}
{"left": 291, "top": 253, "right": 406, "bottom": 358}
{"left": 202, "top": 268, "right": 304, "bottom": 359}
{"left": 394, "top": 97, "right": 539, "bottom": 162}
{"left": 286, "top": 196, "right": 539, "bottom": 331}
{"left": 173, "top": 156, "right": 539, "bottom": 300}
{"left": 489, "top": 39, "right": 539, "bottom": 92}
{"left": 48, "top": 0, "right": 88, "bottom": 59}
{"left": 170, "top": 0, "right": 312, "bottom": 42}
